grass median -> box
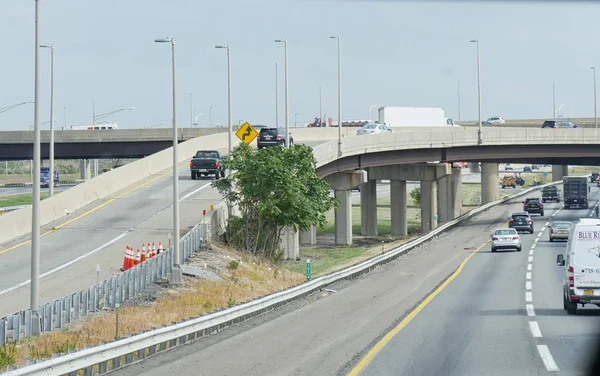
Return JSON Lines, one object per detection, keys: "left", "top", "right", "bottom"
{"left": 0, "top": 193, "right": 49, "bottom": 207}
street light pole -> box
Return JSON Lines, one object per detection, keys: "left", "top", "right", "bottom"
{"left": 470, "top": 39, "right": 482, "bottom": 144}
{"left": 319, "top": 85, "right": 322, "bottom": 125}
{"left": 31, "top": 0, "right": 42, "bottom": 336}
{"left": 330, "top": 36, "right": 342, "bottom": 156}
{"left": 41, "top": 44, "right": 55, "bottom": 197}
{"left": 209, "top": 106, "right": 213, "bottom": 127}
{"left": 457, "top": 80, "right": 461, "bottom": 122}
{"left": 553, "top": 80, "right": 556, "bottom": 120}
{"left": 275, "top": 39, "right": 289, "bottom": 147}
{"left": 92, "top": 97, "right": 95, "bottom": 125}
{"left": 155, "top": 37, "right": 182, "bottom": 285}
{"left": 592, "top": 67, "right": 598, "bottom": 129}
{"left": 275, "top": 62, "right": 279, "bottom": 127}
{"left": 215, "top": 44, "right": 232, "bottom": 156}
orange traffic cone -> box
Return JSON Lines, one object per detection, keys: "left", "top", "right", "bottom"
{"left": 134, "top": 249, "right": 141, "bottom": 266}
{"left": 141, "top": 246, "right": 147, "bottom": 263}
{"left": 121, "top": 246, "right": 130, "bottom": 271}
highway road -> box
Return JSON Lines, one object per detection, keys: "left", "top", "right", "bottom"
{"left": 113, "top": 184, "right": 600, "bottom": 376}
{"left": 0, "top": 184, "right": 75, "bottom": 197}
{"left": 0, "top": 141, "right": 321, "bottom": 317}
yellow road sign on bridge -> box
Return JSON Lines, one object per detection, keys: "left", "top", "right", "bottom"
{"left": 235, "top": 122, "right": 258, "bottom": 144}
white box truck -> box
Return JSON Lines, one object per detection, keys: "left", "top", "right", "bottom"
{"left": 377, "top": 106, "right": 457, "bottom": 128}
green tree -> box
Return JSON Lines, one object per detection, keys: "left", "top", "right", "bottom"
{"left": 410, "top": 186, "right": 421, "bottom": 206}
{"left": 212, "top": 143, "right": 336, "bottom": 260}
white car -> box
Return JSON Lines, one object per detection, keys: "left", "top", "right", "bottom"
{"left": 356, "top": 123, "right": 392, "bottom": 136}
{"left": 490, "top": 228, "right": 522, "bottom": 252}
{"left": 557, "top": 218, "right": 600, "bottom": 314}
{"left": 485, "top": 116, "right": 506, "bottom": 125}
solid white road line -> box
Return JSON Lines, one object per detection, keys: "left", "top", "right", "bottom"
{"left": 526, "top": 272, "right": 532, "bottom": 280}
{"left": 537, "top": 345, "right": 560, "bottom": 372}
{"left": 527, "top": 264, "right": 533, "bottom": 271}
{"left": 526, "top": 281, "right": 532, "bottom": 290}
{"left": 529, "top": 321, "right": 542, "bottom": 338}
{"left": 526, "top": 291, "right": 533, "bottom": 302}
{"left": 0, "top": 182, "right": 213, "bottom": 297}
{"left": 526, "top": 304, "right": 536, "bottom": 317}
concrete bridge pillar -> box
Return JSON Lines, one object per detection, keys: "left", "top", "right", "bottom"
{"left": 360, "top": 180, "right": 378, "bottom": 236}
{"left": 324, "top": 170, "right": 367, "bottom": 246}
{"left": 79, "top": 159, "right": 91, "bottom": 181}
{"left": 481, "top": 163, "right": 499, "bottom": 204}
{"left": 421, "top": 180, "right": 438, "bottom": 232}
{"left": 438, "top": 167, "right": 463, "bottom": 223}
{"left": 390, "top": 180, "right": 407, "bottom": 236}
{"left": 299, "top": 225, "right": 316, "bottom": 245}
{"left": 552, "top": 165, "right": 568, "bottom": 181}
{"left": 280, "top": 226, "right": 299, "bottom": 260}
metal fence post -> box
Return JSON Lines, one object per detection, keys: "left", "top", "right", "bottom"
{"left": 124, "top": 270, "right": 130, "bottom": 300}
{"left": 12, "top": 315, "right": 20, "bottom": 341}
{"left": 65, "top": 295, "right": 72, "bottom": 324}
{"left": 111, "top": 277, "right": 117, "bottom": 307}
{"left": 45, "top": 303, "right": 52, "bottom": 332}
{"left": 55, "top": 300, "right": 62, "bottom": 329}
{"left": 24, "top": 310, "right": 31, "bottom": 337}
{"left": 82, "top": 290, "right": 89, "bottom": 316}
{"left": 0, "top": 318, "right": 6, "bottom": 346}
{"left": 74, "top": 292, "right": 81, "bottom": 321}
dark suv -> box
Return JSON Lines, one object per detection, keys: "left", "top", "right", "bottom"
{"left": 523, "top": 197, "right": 544, "bottom": 216}
{"left": 541, "top": 120, "right": 577, "bottom": 129}
{"left": 542, "top": 186, "right": 560, "bottom": 203}
{"left": 509, "top": 212, "right": 534, "bottom": 234}
{"left": 257, "top": 127, "right": 294, "bottom": 149}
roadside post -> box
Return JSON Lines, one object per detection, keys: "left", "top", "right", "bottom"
{"left": 306, "top": 259, "right": 311, "bottom": 281}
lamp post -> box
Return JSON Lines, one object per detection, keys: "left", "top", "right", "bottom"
{"left": 209, "top": 105, "right": 213, "bottom": 127}
{"left": 275, "top": 63, "right": 279, "bottom": 127}
{"left": 275, "top": 39, "right": 289, "bottom": 147}
{"left": 319, "top": 85, "right": 322, "bottom": 126}
{"left": 40, "top": 44, "right": 55, "bottom": 197}
{"left": 31, "top": 0, "right": 42, "bottom": 336}
{"left": 330, "top": 36, "right": 342, "bottom": 155}
{"left": 0, "top": 101, "right": 34, "bottom": 114}
{"left": 155, "top": 36, "right": 183, "bottom": 285}
{"left": 592, "top": 67, "right": 597, "bottom": 129}
{"left": 470, "top": 39, "right": 482, "bottom": 144}
{"left": 457, "top": 80, "right": 461, "bottom": 122}
{"left": 93, "top": 106, "right": 134, "bottom": 123}
{"left": 215, "top": 44, "right": 232, "bottom": 156}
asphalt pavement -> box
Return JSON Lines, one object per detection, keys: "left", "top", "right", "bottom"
{"left": 0, "top": 184, "right": 74, "bottom": 197}
{"left": 112, "top": 183, "right": 589, "bottom": 376}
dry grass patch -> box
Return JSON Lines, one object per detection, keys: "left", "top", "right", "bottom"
{"left": 9, "top": 244, "right": 305, "bottom": 367}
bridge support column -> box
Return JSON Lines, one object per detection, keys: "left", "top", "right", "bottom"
{"left": 324, "top": 170, "right": 367, "bottom": 246}
{"left": 481, "top": 163, "right": 499, "bottom": 204}
{"left": 299, "top": 225, "right": 316, "bottom": 245}
{"left": 420, "top": 180, "right": 438, "bottom": 232}
{"left": 335, "top": 190, "right": 352, "bottom": 245}
{"left": 438, "top": 167, "right": 463, "bottom": 223}
{"left": 360, "top": 180, "right": 377, "bottom": 236}
{"left": 552, "top": 165, "right": 568, "bottom": 181}
{"left": 80, "top": 159, "right": 91, "bottom": 180}
{"left": 468, "top": 162, "right": 480, "bottom": 173}
{"left": 280, "top": 226, "right": 299, "bottom": 260}
{"left": 452, "top": 167, "right": 463, "bottom": 218}
{"left": 390, "top": 180, "right": 407, "bottom": 236}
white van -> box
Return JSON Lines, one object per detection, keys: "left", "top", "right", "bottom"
{"left": 557, "top": 218, "right": 600, "bottom": 314}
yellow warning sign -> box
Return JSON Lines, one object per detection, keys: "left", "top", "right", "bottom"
{"left": 235, "top": 122, "right": 258, "bottom": 144}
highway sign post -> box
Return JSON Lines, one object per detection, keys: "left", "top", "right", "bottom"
{"left": 235, "top": 121, "right": 258, "bottom": 144}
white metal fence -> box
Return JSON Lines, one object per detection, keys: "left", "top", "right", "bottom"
{"left": 0, "top": 221, "right": 206, "bottom": 347}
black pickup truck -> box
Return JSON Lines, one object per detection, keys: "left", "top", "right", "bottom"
{"left": 541, "top": 186, "right": 561, "bottom": 203}
{"left": 190, "top": 150, "right": 224, "bottom": 180}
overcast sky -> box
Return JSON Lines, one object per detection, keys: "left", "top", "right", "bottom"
{"left": 1, "top": 0, "right": 599, "bottom": 130}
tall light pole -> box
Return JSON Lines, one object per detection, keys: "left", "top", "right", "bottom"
{"left": 457, "top": 80, "right": 461, "bottom": 121}
{"left": 155, "top": 37, "right": 183, "bottom": 285}
{"left": 93, "top": 106, "right": 135, "bottom": 123}
{"left": 0, "top": 101, "right": 33, "bottom": 114}
{"left": 209, "top": 105, "right": 213, "bottom": 127}
{"left": 470, "top": 39, "right": 482, "bottom": 144}
{"left": 275, "top": 63, "right": 279, "bottom": 127}
{"left": 319, "top": 85, "right": 322, "bottom": 126}
{"left": 31, "top": 0, "right": 42, "bottom": 336}
{"left": 215, "top": 44, "right": 232, "bottom": 155}
{"left": 40, "top": 44, "right": 55, "bottom": 197}
{"left": 552, "top": 80, "right": 556, "bottom": 120}
{"left": 592, "top": 67, "right": 598, "bottom": 129}
{"left": 189, "top": 93, "right": 193, "bottom": 127}
{"left": 275, "top": 39, "right": 289, "bottom": 147}
{"left": 330, "top": 36, "right": 342, "bottom": 156}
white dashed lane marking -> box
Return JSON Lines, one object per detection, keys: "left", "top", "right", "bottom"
{"left": 526, "top": 272, "right": 532, "bottom": 280}
{"left": 529, "top": 321, "right": 543, "bottom": 338}
{"left": 526, "top": 304, "right": 536, "bottom": 317}
{"left": 526, "top": 292, "right": 533, "bottom": 302}
{"left": 527, "top": 264, "right": 533, "bottom": 271}
{"left": 526, "top": 281, "right": 532, "bottom": 290}
{"left": 528, "top": 256, "right": 534, "bottom": 263}
{"left": 537, "top": 345, "right": 560, "bottom": 372}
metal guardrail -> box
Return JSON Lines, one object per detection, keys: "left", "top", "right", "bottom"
{"left": 3, "top": 181, "right": 560, "bottom": 375}
{"left": 0, "top": 221, "right": 206, "bottom": 348}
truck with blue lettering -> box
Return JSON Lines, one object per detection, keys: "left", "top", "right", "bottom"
{"left": 563, "top": 176, "right": 588, "bottom": 209}
{"left": 557, "top": 219, "right": 600, "bottom": 314}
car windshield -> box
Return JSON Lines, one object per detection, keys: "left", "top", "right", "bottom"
{"left": 363, "top": 124, "right": 377, "bottom": 129}
{"left": 513, "top": 215, "right": 529, "bottom": 220}
{"left": 495, "top": 229, "right": 516, "bottom": 235}
{"left": 525, "top": 198, "right": 539, "bottom": 203}
{"left": 195, "top": 151, "right": 218, "bottom": 158}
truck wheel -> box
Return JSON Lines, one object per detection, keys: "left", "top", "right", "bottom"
{"left": 563, "top": 293, "right": 568, "bottom": 310}
{"left": 215, "top": 171, "right": 220, "bottom": 180}
{"left": 221, "top": 169, "right": 225, "bottom": 178}
{"left": 540, "top": 211, "right": 544, "bottom": 216}
{"left": 191, "top": 172, "right": 197, "bottom": 180}
{"left": 566, "top": 300, "right": 578, "bottom": 315}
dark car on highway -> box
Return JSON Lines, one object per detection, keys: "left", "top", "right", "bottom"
{"left": 257, "top": 127, "right": 294, "bottom": 149}
{"left": 523, "top": 197, "right": 544, "bottom": 216}
{"left": 591, "top": 172, "right": 599, "bottom": 183}
{"left": 190, "top": 150, "right": 224, "bottom": 180}
{"left": 541, "top": 120, "right": 577, "bottom": 129}
{"left": 542, "top": 186, "right": 561, "bottom": 203}
{"left": 509, "top": 211, "right": 534, "bottom": 234}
